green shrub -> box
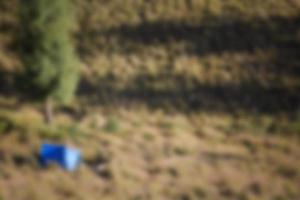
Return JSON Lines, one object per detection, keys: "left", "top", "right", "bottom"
{"left": 0, "top": 121, "right": 8, "bottom": 134}
{"left": 103, "top": 117, "right": 120, "bottom": 133}
{"left": 19, "top": 0, "right": 79, "bottom": 104}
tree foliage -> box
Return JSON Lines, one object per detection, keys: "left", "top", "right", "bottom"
{"left": 19, "top": 0, "right": 79, "bottom": 104}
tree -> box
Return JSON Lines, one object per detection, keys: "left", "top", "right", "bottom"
{"left": 19, "top": 0, "right": 79, "bottom": 124}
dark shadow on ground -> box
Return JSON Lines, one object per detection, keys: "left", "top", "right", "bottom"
{"left": 0, "top": 70, "right": 15, "bottom": 96}
{"left": 87, "top": 16, "right": 299, "bottom": 53}
{"left": 77, "top": 15, "right": 300, "bottom": 115}
{"left": 78, "top": 74, "right": 300, "bottom": 115}
{"left": 0, "top": 11, "right": 299, "bottom": 115}
{"left": 77, "top": 16, "right": 300, "bottom": 78}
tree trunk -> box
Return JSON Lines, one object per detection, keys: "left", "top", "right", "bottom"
{"left": 45, "top": 98, "right": 54, "bottom": 125}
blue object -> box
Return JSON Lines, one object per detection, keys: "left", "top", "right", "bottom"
{"left": 40, "top": 143, "right": 81, "bottom": 171}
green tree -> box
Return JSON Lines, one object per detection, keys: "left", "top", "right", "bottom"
{"left": 19, "top": 0, "right": 79, "bottom": 124}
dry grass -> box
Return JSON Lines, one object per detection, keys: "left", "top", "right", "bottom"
{"left": 0, "top": 0, "right": 300, "bottom": 199}
{"left": 0, "top": 102, "right": 299, "bottom": 200}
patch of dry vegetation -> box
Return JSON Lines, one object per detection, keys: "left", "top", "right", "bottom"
{"left": 0, "top": 0, "right": 300, "bottom": 199}
{"left": 1, "top": 117, "right": 291, "bottom": 200}
{"left": 0, "top": 103, "right": 299, "bottom": 200}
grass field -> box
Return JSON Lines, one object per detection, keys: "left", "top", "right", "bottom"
{"left": 0, "top": 0, "right": 299, "bottom": 199}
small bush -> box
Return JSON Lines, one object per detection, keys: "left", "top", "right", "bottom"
{"left": 277, "top": 165, "right": 298, "bottom": 179}
{"left": 0, "top": 115, "right": 28, "bottom": 135}
{"left": 65, "top": 124, "right": 85, "bottom": 140}
{"left": 39, "top": 126, "right": 65, "bottom": 141}
{"left": 103, "top": 117, "right": 120, "bottom": 133}
{"left": 143, "top": 132, "right": 154, "bottom": 141}
{"left": 0, "top": 121, "right": 8, "bottom": 134}
{"left": 174, "top": 146, "right": 189, "bottom": 156}
{"left": 159, "top": 121, "right": 174, "bottom": 130}
{"left": 193, "top": 187, "right": 206, "bottom": 198}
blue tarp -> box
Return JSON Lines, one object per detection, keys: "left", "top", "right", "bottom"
{"left": 40, "top": 143, "right": 81, "bottom": 171}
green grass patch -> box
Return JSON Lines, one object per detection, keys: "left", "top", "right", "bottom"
{"left": 103, "top": 117, "right": 120, "bottom": 133}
